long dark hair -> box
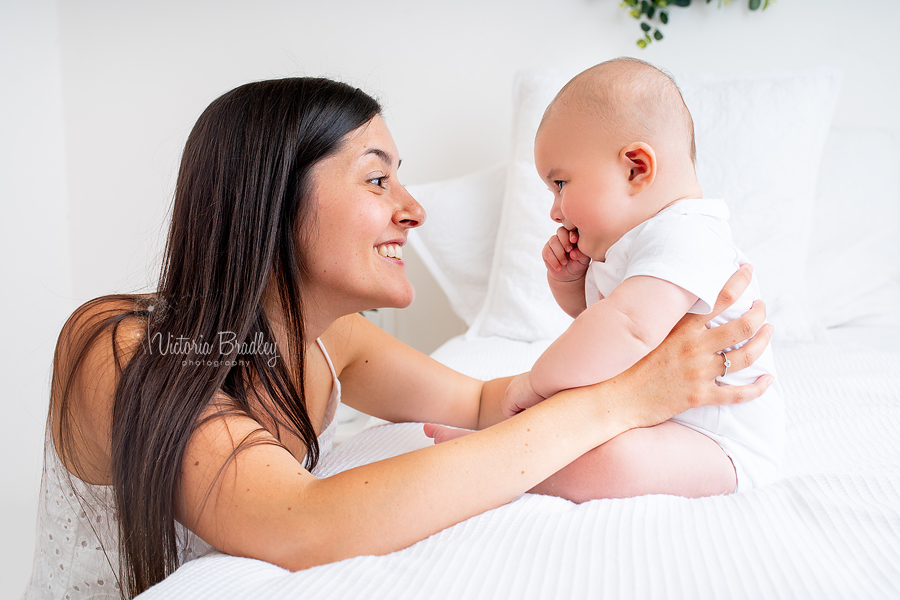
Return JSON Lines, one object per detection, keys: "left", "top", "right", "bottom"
{"left": 51, "top": 78, "right": 382, "bottom": 598}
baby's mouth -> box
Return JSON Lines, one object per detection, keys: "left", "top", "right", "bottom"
{"left": 374, "top": 243, "right": 403, "bottom": 260}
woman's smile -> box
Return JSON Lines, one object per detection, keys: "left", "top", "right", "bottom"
{"left": 374, "top": 242, "right": 404, "bottom": 261}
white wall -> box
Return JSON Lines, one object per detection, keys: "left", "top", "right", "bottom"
{"left": 3, "top": 0, "right": 898, "bottom": 596}
{"left": 0, "top": 0, "right": 74, "bottom": 596}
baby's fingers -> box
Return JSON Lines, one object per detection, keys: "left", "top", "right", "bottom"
{"left": 567, "top": 246, "right": 590, "bottom": 266}
{"left": 543, "top": 237, "right": 569, "bottom": 271}
{"left": 554, "top": 227, "right": 575, "bottom": 252}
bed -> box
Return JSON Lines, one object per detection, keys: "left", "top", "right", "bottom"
{"left": 137, "top": 68, "right": 900, "bottom": 599}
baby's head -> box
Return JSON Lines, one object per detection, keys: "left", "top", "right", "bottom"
{"left": 535, "top": 57, "right": 701, "bottom": 261}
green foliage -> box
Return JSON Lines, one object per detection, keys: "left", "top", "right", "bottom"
{"left": 620, "top": 0, "right": 773, "bottom": 48}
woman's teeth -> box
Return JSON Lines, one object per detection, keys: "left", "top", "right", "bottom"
{"left": 375, "top": 243, "right": 403, "bottom": 260}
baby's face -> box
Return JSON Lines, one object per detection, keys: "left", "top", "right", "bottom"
{"left": 534, "top": 105, "right": 644, "bottom": 262}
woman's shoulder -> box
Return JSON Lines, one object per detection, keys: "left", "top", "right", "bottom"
{"left": 56, "top": 294, "right": 150, "bottom": 372}
{"left": 318, "top": 313, "right": 365, "bottom": 367}
{"left": 52, "top": 294, "right": 150, "bottom": 482}
{"left": 318, "top": 312, "right": 393, "bottom": 374}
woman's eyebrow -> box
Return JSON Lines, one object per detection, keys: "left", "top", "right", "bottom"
{"left": 364, "top": 147, "right": 401, "bottom": 169}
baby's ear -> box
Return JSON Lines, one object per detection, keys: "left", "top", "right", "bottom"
{"left": 621, "top": 142, "right": 656, "bottom": 193}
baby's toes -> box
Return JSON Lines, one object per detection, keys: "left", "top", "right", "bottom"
{"left": 423, "top": 424, "right": 475, "bottom": 444}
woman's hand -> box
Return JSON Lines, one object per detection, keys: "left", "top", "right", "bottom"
{"left": 609, "top": 263, "right": 774, "bottom": 431}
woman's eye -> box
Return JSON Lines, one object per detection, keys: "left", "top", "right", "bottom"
{"left": 555, "top": 180, "right": 566, "bottom": 191}
{"left": 368, "top": 175, "right": 388, "bottom": 188}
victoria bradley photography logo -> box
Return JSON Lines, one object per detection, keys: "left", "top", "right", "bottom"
{"left": 149, "top": 331, "right": 280, "bottom": 368}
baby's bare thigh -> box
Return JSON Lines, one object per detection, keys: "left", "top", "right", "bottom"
{"left": 531, "top": 421, "right": 736, "bottom": 502}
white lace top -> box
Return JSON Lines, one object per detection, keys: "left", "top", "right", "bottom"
{"left": 22, "top": 339, "right": 342, "bottom": 600}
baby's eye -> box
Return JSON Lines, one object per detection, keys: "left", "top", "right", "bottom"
{"left": 554, "top": 180, "right": 566, "bottom": 191}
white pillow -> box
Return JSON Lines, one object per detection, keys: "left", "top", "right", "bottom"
{"left": 807, "top": 127, "right": 900, "bottom": 328}
{"left": 466, "top": 69, "right": 577, "bottom": 341}
{"left": 406, "top": 165, "right": 506, "bottom": 326}
{"left": 468, "top": 67, "right": 842, "bottom": 343}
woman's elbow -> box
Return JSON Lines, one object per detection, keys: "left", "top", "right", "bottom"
{"left": 249, "top": 522, "right": 353, "bottom": 572}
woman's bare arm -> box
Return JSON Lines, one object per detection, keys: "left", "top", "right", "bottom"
{"left": 178, "top": 373, "right": 639, "bottom": 570}
{"left": 326, "top": 313, "right": 486, "bottom": 429}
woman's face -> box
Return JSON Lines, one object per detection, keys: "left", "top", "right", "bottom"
{"left": 302, "top": 115, "right": 425, "bottom": 318}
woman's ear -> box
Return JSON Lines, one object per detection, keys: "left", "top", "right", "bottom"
{"left": 620, "top": 142, "right": 656, "bottom": 194}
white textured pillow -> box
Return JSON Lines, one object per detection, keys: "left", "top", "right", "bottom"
{"left": 406, "top": 165, "right": 506, "bottom": 326}
{"left": 806, "top": 127, "right": 900, "bottom": 328}
{"left": 466, "top": 69, "right": 577, "bottom": 341}
{"left": 468, "top": 67, "right": 841, "bottom": 343}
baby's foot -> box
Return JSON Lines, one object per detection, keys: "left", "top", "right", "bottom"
{"left": 423, "top": 423, "right": 475, "bottom": 444}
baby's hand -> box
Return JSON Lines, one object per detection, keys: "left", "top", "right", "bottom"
{"left": 543, "top": 227, "right": 590, "bottom": 283}
{"left": 502, "top": 372, "right": 547, "bottom": 419}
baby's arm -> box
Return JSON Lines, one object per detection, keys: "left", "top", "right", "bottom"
{"left": 543, "top": 227, "right": 592, "bottom": 319}
{"left": 529, "top": 275, "right": 699, "bottom": 400}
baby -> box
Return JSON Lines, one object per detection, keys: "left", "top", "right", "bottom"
{"left": 428, "top": 58, "right": 783, "bottom": 500}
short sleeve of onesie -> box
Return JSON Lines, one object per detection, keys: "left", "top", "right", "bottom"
{"left": 617, "top": 205, "right": 743, "bottom": 315}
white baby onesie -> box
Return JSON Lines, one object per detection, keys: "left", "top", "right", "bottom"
{"left": 585, "top": 198, "right": 783, "bottom": 491}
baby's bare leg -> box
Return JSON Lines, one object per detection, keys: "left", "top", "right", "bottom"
{"left": 529, "top": 421, "right": 736, "bottom": 502}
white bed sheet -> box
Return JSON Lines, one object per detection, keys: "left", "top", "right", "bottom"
{"left": 139, "top": 332, "right": 900, "bottom": 599}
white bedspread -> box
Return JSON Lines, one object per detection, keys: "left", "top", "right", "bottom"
{"left": 139, "top": 339, "right": 900, "bottom": 599}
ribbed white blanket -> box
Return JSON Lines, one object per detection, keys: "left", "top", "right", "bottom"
{"left": 139, "top": 340, "right": 900, "bottom": 599}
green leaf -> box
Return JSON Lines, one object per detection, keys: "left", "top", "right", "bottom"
{"left": 647, "top": 5, "right": 655, "bottom": 18}
{"left": 660, "top": 10, "right": 669, "bottom": 23}
{"left": 641, "top": 22, "right": 652, "bottom": 32}
{"left": 653, "top": 29, "right": 664, "bottom": 40}
{"left": 630, "top": 8, "right": 641, "bottom": 18}
{"left": 749, "top": 0, "right": 761, "bottom": 9}
{"left": 637, "top": 38, "right": 648, "bottom": 48}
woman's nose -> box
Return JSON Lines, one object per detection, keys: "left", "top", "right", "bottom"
{"left": 394, "top": 186, "right": 426, "bottom": 229}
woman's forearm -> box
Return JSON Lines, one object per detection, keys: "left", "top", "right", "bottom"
{"left": 180, "top": 379, "right": 628, "bottom": 573}
{"left": 260, "top": 384, "right": 628, "bottom": 571}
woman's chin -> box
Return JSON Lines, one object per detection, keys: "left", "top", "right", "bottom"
{"left": 362, "top": 285, "right": 415, "bottom": 313}
{"left": 385, "top": 289, "right": 416, "bottom": 310}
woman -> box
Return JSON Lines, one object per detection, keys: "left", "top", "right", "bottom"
{"left": 24, "top": 78, "right": 772, "bottom": 599}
